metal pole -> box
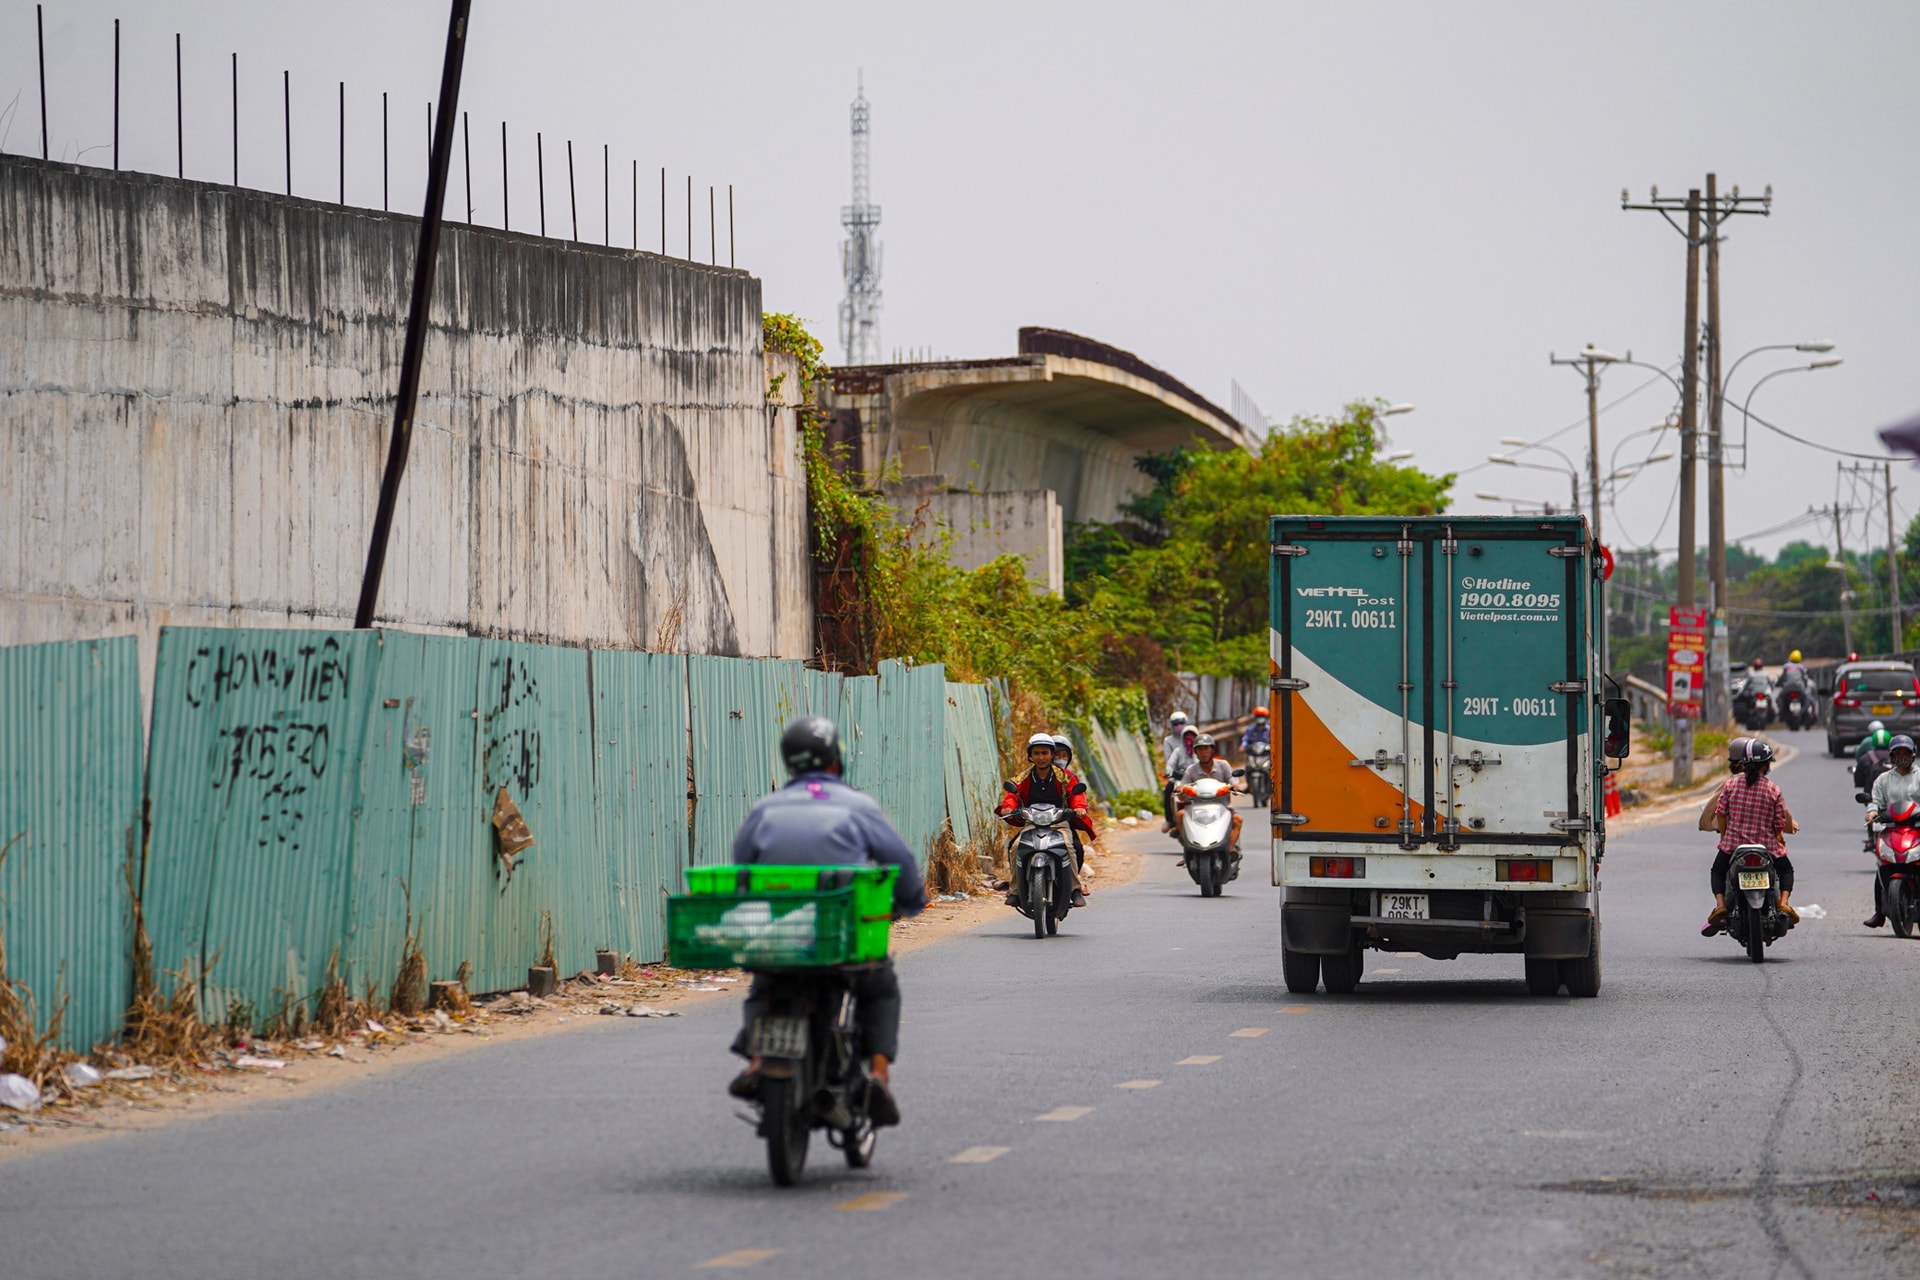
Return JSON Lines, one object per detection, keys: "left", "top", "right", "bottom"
{"left": 536, "top": 132, "right": 545, "bottom": 235}
{"left": 659, "top": 166, "right": 665, "bottom": 254}
{"left": 500, "top": 121, "right": 508, "bottom": 230}
{"left": 354, "top": 0, "right": 474, "bottom": 630}
{"left": 709, "top": 185, "right": 716, "bottom": 264}
{"left": 632, "top": 159, "right": 637, "bottom": 249}
{"left": 231, "top": 53, "right": 238, "bottom": 185}
{"left": 113, "top": 22, "right": 120, "bottom": 170}
{"left": 1888, "top": 463, "right": 1903, "bottom": 651}
{"left": 174, "top": 34, "right": 183, "bottom": 177}
{"left": 685, "top": 174, "right": 691, "bottom": 259}
{"left": 1833, "top": 504, "right": 1855, "bottom": 656}
{"left": 37, "top": 4, "right": 47, "bottom": 160}
{"left": 339, "top": 82, "right": 346, "bottom": 204}
{"left": 1704, "top": 173, "right": 1728, "bottom": 727}
{"left": 567, "top": 139, "right": 577, "bottom": 240}
{"left": 728, "top": 183, "right": 735, "bottom": 267}
{"left": 603, "top": 143, "right": 609, "bottom": 246}
{"left": 461, "top": 110, "right": 471, "bottom": 223}
{"left": 1585, "top": 356, "right": 1602, "bottom": 550}
{"left": 382, "top": 93, "right": 388, "bottom": 210}
{"left": 283, "top": 70, "right": 292, "bottom": 196}
{"left": 1677, "top": 190, "right": 1703, "bottom": 609}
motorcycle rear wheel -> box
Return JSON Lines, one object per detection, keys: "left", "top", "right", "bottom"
{"left": 764, "top": 1071, "right": 811, "bottom": 1186}
{"left": 1745, "top": 911, "right": 1768, "bottom": 963}
{"left": 1891, "top": 879, "right": 1913, "bottom": 939}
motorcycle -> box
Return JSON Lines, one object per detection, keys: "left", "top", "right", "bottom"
{"left": 744, "top": 969, "right": 886, "bottom": 1186}
{"left": 1778, "top": 687, "right": 1818, "bottom": 731}
{"left": 1177, "top": 770, "right": 1243, "bottom": 897}
{"left": 1003, "top": 781, "right": 1084, "bottom": 938}
{"left": 1744, "top": 688, "right": 1776, "bottom": 732}
{"left": 1244, "top": 743, "right": 1272, "bottom": 808}
{"left": 1860, "top": 793, "right": 1920, "bottom": 937}
{"left": 1721, "top": 843, "right": 1790, "bottom": 963}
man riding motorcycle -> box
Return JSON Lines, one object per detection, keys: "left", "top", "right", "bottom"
{"left": 998, "top": 732, "right": 1093, "bottom": 908}
{"left": 1701, "top": 738, "right": 1799, "bottom": 936}
{"left": 1178, "top": 733, "right": 1243, "bottom": 857}
{"left": 1864, "top": 734, "right": 1920, "bottom": 929}
{"left": 726, "top": 716, "right": 927, "bottom": 1124}
{"left": 1240, "top": 706, "right": 1270, "bottom": 752}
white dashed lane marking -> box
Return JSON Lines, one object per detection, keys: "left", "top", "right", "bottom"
{"left": 1036, "top": 1105, "right": 1094, "bottom": 1122}
{"left": 1177, "top": 1055, "right": 1221, "bottom": 1066}
{"left": 1114, "top": 1079, "right": 1161, "bottom": 1089}
{"left": 697, "top": 1249, "right": 781, "bottom": 1269}
{"left": 1230, "top": 1027, "right": 1270, "bottom": 1038}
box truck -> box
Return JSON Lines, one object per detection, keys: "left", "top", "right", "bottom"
{"left": 1268, "top": 515, "right": 1628, "bottom": 996}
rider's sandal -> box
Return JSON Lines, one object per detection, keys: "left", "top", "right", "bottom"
{"left": 866, "top": 1079, "right": 901, "bottom": 1128}
{"left": 727, "top": 1069, "right": 762, "bottom": 1100}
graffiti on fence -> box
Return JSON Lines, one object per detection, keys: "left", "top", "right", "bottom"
{"left": 183, "top": 636, "right": 352, "bottom": 709}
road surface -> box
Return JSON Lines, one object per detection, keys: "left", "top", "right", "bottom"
{"left": 7, "top": 728, "right": 1918, "bottom": 1279}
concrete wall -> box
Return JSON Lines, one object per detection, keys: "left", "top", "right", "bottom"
{"left": 0, "top": 156, "right": 810, "bottom": 688}
{"left": 890, "top": 488, "right": 1064, "bottom": 595}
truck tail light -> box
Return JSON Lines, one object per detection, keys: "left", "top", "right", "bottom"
{"left": 1309, "top": 856, "right": 1365, "bottom": 878}
{"left": 1495, "top": 859, "right": 1553, "bottom": 882}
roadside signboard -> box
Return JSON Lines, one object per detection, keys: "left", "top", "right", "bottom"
{"left": 1667, "top": 606, "right": 1709, "bottom": 718}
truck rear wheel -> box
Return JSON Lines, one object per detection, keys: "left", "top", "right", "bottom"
{"left": 1560, "top": 921, "right": 1602, "bottom": 996}
{"left": 1320, "top": 939, "right": 1364, "bottom": 994}
{"left": 1523, "top": 956, "right": 1562, "bottom": 996}
{"left": 1281, "top": 943, "right": 1320, "bottom": 994}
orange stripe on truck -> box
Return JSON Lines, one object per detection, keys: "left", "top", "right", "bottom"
{"left": 1283, "top": 688, "right": 1424, "bottom": 839}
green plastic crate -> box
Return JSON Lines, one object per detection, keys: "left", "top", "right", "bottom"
{"left": 669, "top": 864, "right": 898, "bottom": 969}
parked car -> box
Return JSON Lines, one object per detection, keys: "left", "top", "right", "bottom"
{"left": 1826, "top": 661, "right": 1920, "bottom": 756}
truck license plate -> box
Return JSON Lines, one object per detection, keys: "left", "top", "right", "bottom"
{"left": 1737, "top": 871, "right": 1770, "bottom": 891}
{"left": 1380, "top": 893, "right": 1429, "bottom": 921}
{"left": 749, "top": 1015, "right": 808, "bottom": 1059}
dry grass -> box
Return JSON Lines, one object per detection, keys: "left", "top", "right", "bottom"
{"left": 311, "top": 948, "right": 367, "bottom": 1039}
{"left": 0, "top": 833, "right": 74, "bottom": 1086}
{"left": 924, "top": 820, "right": 979, "bottom": 896}
{"left": 537, "top": 909, "right": 557, "bottom": 974}
{"left": 387, "top": 882, "right": 428, "bottom": 1017}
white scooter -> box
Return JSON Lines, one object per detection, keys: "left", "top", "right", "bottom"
{"left": 1177, "top": 770, "right": 1242, "bottom": 897}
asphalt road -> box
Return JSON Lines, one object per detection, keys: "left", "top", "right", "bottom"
{"left": 9, "top": 727, "right": 1920, "bottom": 1279}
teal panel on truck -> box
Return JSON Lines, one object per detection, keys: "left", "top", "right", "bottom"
{"left": 0, "top": 637, "right": 141, "bottom": 1049}
{"left": 346, "top": 632, "right": 483, "bottom": 997}
{"left": 589, "top": 649, "right": 689, "bottom": 963}
{"left": 471, "top": 640, "right": 597, "bottom": 994}
{"left": 1269, "top": 515, "right": 1592, "bottom": 853}
{"left": 142, "top": 627, "right": 381, "bottom": 1022}
{"left": 688, "top": 657, "right": 805, "bottom": 871}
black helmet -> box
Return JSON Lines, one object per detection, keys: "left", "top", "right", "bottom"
{"left": 780, "top": 716, "right": 843, "bottom": 775}
{"left": 1745, "top": 739, "right": 1777, "bottom": 766}
{"left": 1727, "top": 736, "right": 1752, "bottom": 765}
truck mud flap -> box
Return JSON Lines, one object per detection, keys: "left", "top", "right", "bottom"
{"left": 1522, "top": 908, "right": 1593, "bottom": 960}
{"left": 1281, "top": 902, "right": 1353, "bottom": 956}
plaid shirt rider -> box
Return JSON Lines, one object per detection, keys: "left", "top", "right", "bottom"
{"left": 1713, "top": 775, "right": 1790, "bottom": 855}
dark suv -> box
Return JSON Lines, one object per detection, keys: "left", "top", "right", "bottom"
{"left": 1826, "top": 661, "right": 1920, "bottom": 756}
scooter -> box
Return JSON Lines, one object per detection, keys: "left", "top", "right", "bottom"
{"left": 1003, "top": 781, "right": 1084, "bottom": 938}
{"left": 745, "top": 968, "right": 886, "bottom": 1186}
{"left": 1177, "top": 770, "right": 1242, "bottom": 897}
{"left": 1778, "top": 687, "right": 1818, "bottom": 731}
{"left": 1244, "top": 743, "right": 1272, "bottom": 808}
{"left": 1744, "top": 688, "right": 1776, "bottom": 732}
{"left": 1722, "top": 843, "right": 1790, "bottom": 963}
{"left": 1859, "top": 792, "right": 1920, "bottom": 938}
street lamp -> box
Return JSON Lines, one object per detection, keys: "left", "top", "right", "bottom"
{"left": 1489, "top": 453, "right": 1580, "bottom": 519}
{"left": 1474, "top": 490, "right": 1556, "bottom": 515}
{"left": 1732, "top": 357, "right": 1844, "bottom": 471}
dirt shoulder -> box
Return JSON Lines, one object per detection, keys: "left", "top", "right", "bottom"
{"left": 0, "top": 833, "right": 1147, "bottom": 1163}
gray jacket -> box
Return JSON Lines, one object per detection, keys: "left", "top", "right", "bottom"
{"left": 731, "top": 772, "right": 927, "bottom": 917}
{"left": 1871, "top": 766, "right": 1920, "bottom": 820}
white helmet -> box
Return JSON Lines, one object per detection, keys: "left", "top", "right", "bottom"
{"left": 1025, "top": 732, "right": 1056, "bottom": 757}
{"left": 1168, "top": 711, "right": 1191, "bottom": 728}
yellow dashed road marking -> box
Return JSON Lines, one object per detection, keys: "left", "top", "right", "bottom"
{"left": 1278, "top": 1006, "right": 1311, "bottom": 1014}
{"left": 1178, "top": 1055, "right": 1221, "bottom": 1065}
{"left": 836, "top": 1191, "right": 909, "bottom": 1211}
{"left": 1230, "top": 1027, "right": 1270, "bottom": 1038}
{"left": 697, "top": 1249, "right": 781, "bottom": 1269}
{"left": 1115, "top": 1079, "right": 1161, "bottom": 1089}
{"left": 950, "top": 1146, "right": 1011, "bottom": 1164}
{"left": 1036, "top": 1105, "right": 1094, "bottom": 1122}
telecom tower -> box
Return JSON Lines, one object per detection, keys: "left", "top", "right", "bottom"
{"left": 839, "top": 75, "right": 882, "bottom": 365}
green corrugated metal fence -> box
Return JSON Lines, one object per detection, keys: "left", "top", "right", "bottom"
{"left": 5, "top": 628, "right": 1015, "bottom": 1040}
{"left": 0, "top": 638, "right": 141, "bottom": 1049}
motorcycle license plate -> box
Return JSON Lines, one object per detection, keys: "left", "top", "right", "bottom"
{"left": 1379, "top": 892, "right": 1429, "bottom": 921}
{"left": 1872, "top": 704, "right": 1895, "bottom": 715}
{"left": 1737, "top": 871, "right": 1770, "bottom": 891}
{"left": 749, "top": 1015, "right": 808, "bottom": 1059}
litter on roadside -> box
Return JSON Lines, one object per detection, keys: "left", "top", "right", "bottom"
{"left": 1798, "top": 903, "right": 1827, "bottom": 919}
{"left": 233, "top": 1055, "right": 286, "bottom": 1070}
{"left": 104, "top": 1065, "right": 155, "bottom": 1081}
{"left": 0, "top": 1074, "right": 43, "bottom": 1113}
{"left": 61, "top": 1062, "right": 103, "bottom": 1089}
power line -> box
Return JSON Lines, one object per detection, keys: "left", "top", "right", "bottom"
{"left": 1744, "top": 405, "right": 1898, "bottom": 461}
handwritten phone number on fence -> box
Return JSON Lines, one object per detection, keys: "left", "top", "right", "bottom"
{"left": 208, "top": 722, "right": 331, "bottom": 851}
{"left": 1459, "top": 591, "right": 1561, "bottom": 609}
{"left": 1461, "top": 696, "right": 1560, "bottom": 718}
{"left": 1302, "top": 608, "right": 1397, "bottom": 629}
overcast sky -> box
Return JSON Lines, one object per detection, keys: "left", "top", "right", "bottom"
{"left": 8, "top": 0, "right": 1916, "bottom": 560}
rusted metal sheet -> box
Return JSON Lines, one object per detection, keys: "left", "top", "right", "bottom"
{"left": 141, "top": 627, "right": 380, "bottom": 1025}
{"left": 0, "top": 637, "right": 141, "bottom": 1049}
{"left": 589, "top": 649, "right": 688, "bottom": 963}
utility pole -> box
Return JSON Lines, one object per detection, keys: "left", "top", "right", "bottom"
{"left": 1549, "top": 347, "right": 1612, "bottom": 551}
{"left": 1832, "top": 503, "right": 1855, "bottom": 657}
{"left": 1888, "top": 463, "right": 1903, "bottom": 653}
{"left": 1623, "top": 184, "right": 1704, "bottom": 784}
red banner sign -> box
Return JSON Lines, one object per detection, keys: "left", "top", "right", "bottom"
{"left": 1667, "top": 606, "right": 1709, "bottom": 718}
